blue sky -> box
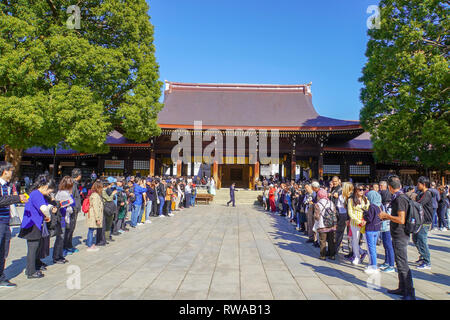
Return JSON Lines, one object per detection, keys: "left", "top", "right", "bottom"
{"left": 147, "top": 0, "right": 380, "bottom": 121}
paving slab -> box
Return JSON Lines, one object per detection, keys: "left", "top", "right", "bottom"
{"left": 2, "top": 204, "right": 449, "bottom": 300}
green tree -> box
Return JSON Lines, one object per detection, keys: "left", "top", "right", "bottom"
{"left": 360, "top": 0, "right": 449, "bottom": 171}
{"left": 0, "top": 0, "right": 163, "bottom": 174}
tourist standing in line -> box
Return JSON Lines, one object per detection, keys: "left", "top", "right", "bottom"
{"left": 54, "top": 176, "right": 75, "bottom": 263}
{"left": 184, "top": 182, "right": 192, "bottom": 209}
{"left": 304, "top": 184, "right": 316, "bottom": 244}
{"left": 268, "top": 184, "right": 276, "bottom": 212}
{"left": 413, "top": 176, "right": 433, "bottom": 270}
{"left": 19, "top": 175, "right": 57, "bottom": 279}
{"left": 156, "top": 179, "right": 166, "bottom": 216}
{"left": 144, "top": 178, "right": 154, "bottom": 223}
{"left": 114, "top": 179, "right": 128, "bottom": 233}
{"left": 313, "top": 188, "right": 337, "bottom": 260}
{"left": 191, "top": 183, "right": 197, "bottom": 207}
{"left": 112, "top": 178, "right": 126, "bottom": 234}
{"left": 347, "top": 184, "right": 370, "bottom": 265}
{"left": 330, "top": 177, "right": 346, "bottom": 254}
{"left": 262, "top": 186, "right": 269, "bottom": 211}
{"left": 131, "top": 177, "right": 146, "bottom": 226}
{"left": 342, "top": 182, "right": 354, "bottom": 260}
{"left": 175, "top": 181, "right": 183, "bottom": 211}
{"left": 379, "top": 181, "right": 395, "bottom": 273}
{"left": 165, "top": 183, "right": 174, "bottom": 216}
{"left": 364, "top": 190, "right": 382, "bottom": 274}
{"left": 379, "top": 175, "right": 415, "bottom": 300}
{"left": 86, "top": 181, "right": 103, "bottom": 252}
{"left": 0, "top": 162, "right": 29, "bottom": 287}
{"left": 64, "top": 168, "right": 82, "bottom": 255}
{"left": 102, "top": 178, "right": 118, "bottom": 241}
{"left": 437, "top": 186, "right": 449, "bottom": 231}
{"left": 429, "top": 181, "right": 440, "bottom": 230}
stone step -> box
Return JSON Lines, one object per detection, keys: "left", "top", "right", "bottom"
{"left": 211, "top": 189, "right": 262, "bottom": 204}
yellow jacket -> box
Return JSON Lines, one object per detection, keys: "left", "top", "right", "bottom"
{"left": 347, "top": 197, "right": 370, "bottom": 230}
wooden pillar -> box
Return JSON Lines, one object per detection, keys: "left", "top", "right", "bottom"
{"left": 176, "top": 159, "right": 182, "bottom": 178}
{"left": 291, "top": 137, "right": 296, "bottom": 181}
{"left": 150, "top": 150, "right": 155, "bottom": 176}
{"left": 278, "top": 161, "right": 283, "bottom": 180}
{"left": 213, "top": 161, "right": 219, "bottom": 188}
{"left": 318, "top": 149, "right": 324, "bottom": 181}
{"left": 255, "top": 161, "right": 260, "bottom": 184}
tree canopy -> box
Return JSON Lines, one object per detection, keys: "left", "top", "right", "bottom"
{"left": 0, "top": 0, "right": 163, "bottom": 170}
{"left": 360, "top": 0, "right": 449, "bottom": 170}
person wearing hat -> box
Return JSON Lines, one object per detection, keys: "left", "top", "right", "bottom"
{"left": 112, "top": 178, "right": 128, "bottom": 234}
{"left": 101, "top": 177, "right": 118, "bottom": 243}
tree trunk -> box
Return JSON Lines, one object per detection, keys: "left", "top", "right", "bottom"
{"left": 4, "top": 145, "right": 23, "bottom": 179}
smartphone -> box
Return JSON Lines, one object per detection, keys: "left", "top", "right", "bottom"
{"left": 59, "top": 199, "right": 74, "bottom": 208}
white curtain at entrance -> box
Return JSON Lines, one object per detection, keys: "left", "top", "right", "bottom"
{"left": 193, "top": 162, "right": 201, "bottom": 176}
{"left": 172, "top": 163, "right": 177, "bottom": 176}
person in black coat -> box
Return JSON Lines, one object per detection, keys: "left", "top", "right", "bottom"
{"left": 64, "top": 168, "right": 82, "bottom": 253}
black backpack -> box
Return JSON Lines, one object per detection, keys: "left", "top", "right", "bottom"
{"left": 400, "top": 194, "right": 424, "bottom": 235}
{"left": 103, "top": 188, "right": 118, "bottom": 218}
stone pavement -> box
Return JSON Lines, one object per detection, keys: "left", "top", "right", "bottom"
{"left": 1, "top": 204, "right": 449, "bottom": 300}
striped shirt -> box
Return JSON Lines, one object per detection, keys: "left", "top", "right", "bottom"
{"left": 0, "top": 181, "right": 11, "bottom": 224}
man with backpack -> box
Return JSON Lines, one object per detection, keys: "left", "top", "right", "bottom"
{"left": 379, "top": 175, "right": 415, "bottom": 300}
{"left": 413, "top": 176, "right": 433, "bottom": 270}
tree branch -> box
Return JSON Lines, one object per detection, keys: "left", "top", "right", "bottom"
{"left": 422, "top": 38, "right": 446, "bottom": 48}
{"left": 46, "top": 0, "right": 59, "bottom": 19}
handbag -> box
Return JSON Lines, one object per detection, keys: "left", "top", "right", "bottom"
{"left": 41, "top": 219, "right": 50, "bottom": 238}
{"left": 0, "top": 184, "right": 22, "bottom": 226}
{"left": 9, "top": 205, "right": 22, "bottom": 226}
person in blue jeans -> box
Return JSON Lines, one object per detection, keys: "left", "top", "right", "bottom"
{"left": 414, "top": 176, "right": 433, "bottom": 270}
{"left": 437, "top": 187, "right": 449, "bottom": 230}
{"left": 131, "top": 178, "right": 147, "bottom": 227}
{"left": 156, "top": 179, "right": 166, "bottom": 217}
{"left": 191, "top": 184, "right": 196, "bottom": 207}
{"left": 363, "top": 191, "right": 382, "bottom": 274}
{"left": 429, "top": 182, "right": 440, "bottom": 229}
{"left": 379, "top": 203, "right": 395, "bottom": 273}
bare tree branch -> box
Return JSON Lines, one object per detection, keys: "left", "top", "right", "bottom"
{"left": 46, "top": 0, "right": 59, "bottom": 19}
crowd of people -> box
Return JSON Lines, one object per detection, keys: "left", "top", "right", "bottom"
{"left": 1, "top": 160, "right": 449, "bottom": 301}
{"left": 0, "top": 162, "right": 217, "bottom": 286}
{"left": 261, "top": 175, "right": 449, "bottom": 300}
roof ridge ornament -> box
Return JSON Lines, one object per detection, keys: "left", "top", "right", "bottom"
{"left": 165, "top": 80, "right": 170, "bottom": 92}
{"left": 306, "top": 82, "right": 312, "bottom": 95}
